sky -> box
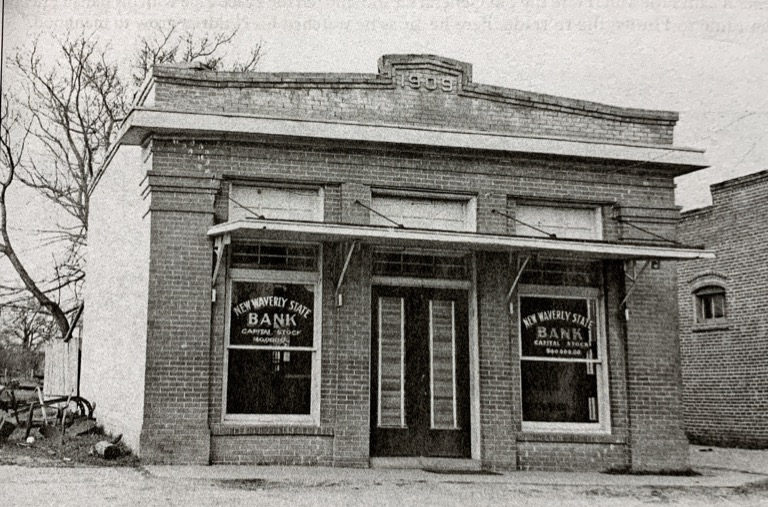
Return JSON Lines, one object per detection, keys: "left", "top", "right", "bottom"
{"left": 1, "top": 0, "right": 767, "bottom": 287}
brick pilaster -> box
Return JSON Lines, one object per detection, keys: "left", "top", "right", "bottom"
{"left": 139, "top": 170, "right": 220, "bottom": 464}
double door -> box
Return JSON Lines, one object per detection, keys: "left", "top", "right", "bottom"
{"left": 370, "top": 286, "right": 470, "bottom": 458}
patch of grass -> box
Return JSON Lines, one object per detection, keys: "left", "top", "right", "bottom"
{"left": 602, "top": 466, "right": 701, "bottom": 476}
{"left": 734, "top": 478, "right": 768, "bottom": 495}
{"left": 214, "top": 479, "right": 288, "bottom": 491}
{"left": 0, "top": 418, "right": 139, "bottom": 467}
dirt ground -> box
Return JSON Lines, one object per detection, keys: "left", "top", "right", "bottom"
{"left": 2, "top": 463, "right": 767, "bottom": 507}
{"left": 1, "top": 419, "right": 767, "bottom": 507}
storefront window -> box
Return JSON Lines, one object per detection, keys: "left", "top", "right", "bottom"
{"left": 518, "top": 287, "right": 609, "bottom": 432}
{"left": 225, "top": 246, "right": 320, "bottom": 424}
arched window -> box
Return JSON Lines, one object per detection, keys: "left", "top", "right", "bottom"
{"left": 693, "top": 285, "right": 726, "bottom": 324}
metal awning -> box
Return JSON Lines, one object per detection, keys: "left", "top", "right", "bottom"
{"left": 207, "top": 219, "right": 714, "bottom": 261}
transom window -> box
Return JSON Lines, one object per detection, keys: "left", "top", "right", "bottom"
{"left": 231, "top": 242, "right": 317, "bottom": 271}
{"left": 373, "top": 251, "right": 469, "bottom": 280}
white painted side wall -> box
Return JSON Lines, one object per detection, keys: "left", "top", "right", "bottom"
{"left": 81, "top": 146, "right": 149, "bottom": 454}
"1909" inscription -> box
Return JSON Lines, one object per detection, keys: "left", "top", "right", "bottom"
{"left": 397, "top": 73, "right": 455, "bottom": 92}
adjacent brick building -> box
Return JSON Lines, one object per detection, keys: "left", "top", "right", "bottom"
{"left": 82, "top": 55, "right": 712, "bottom": 471}
{"left": 677, "top": 170, "right": 768, "bottom": 448}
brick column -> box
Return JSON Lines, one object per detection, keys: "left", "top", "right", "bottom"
{"left": 625, "top": 261, "right": 689, "bottom": 471}
{"left": 139, "top": 170, "right": 220, "bottom": 464}
{"left": 331, "top": 245, "right": 372, "bottom": 467}
{"left": 477, "top": 251, "right": 517, "bottom": 469}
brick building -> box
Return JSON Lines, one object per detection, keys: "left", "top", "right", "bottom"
{"left": 677, "top": 170, "right": 768, "bottom": 448}
{"left": 82, "top": 55, "right": 712, "bottom": 470}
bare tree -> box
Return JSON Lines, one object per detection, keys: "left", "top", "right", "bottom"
{"left": 132, "top": 25, "right": 264, "bottom": 86}
{"left": 1, "top": 27, "right": 264, "bottom": 342}
{"left": 0, "top": 299, "right": 56, "bottom": 351}
{"left": 1, "top": 93, "right": 71, "bottom": 338}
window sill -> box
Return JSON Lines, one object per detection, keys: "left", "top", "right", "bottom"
{"left": 211, "top": 424, "right": 334, "bottom": 437}
{"left": 516, "top": 432, "right": 626, "bottom": 445}
{"left": 692, "top": 320, "right": 730, "bottom": 332}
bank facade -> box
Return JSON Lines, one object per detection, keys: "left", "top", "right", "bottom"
{"left": 678, "top": 170, "right": 768, "bottom": 448}
{"left": 82, "top": 55, "right": 712, "bottom": 471}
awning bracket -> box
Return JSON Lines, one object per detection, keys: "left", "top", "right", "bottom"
{"left": 212, "top": 234, "right": 231, "bottom": 286}
{"left": 620, "top": 260, "right": 651, "bottom": 307}
{"left": 335, "top": 241, "right": 358, "bottom": 305}
{"left": 507, "top": 255, "right": 531, "bottom": 302}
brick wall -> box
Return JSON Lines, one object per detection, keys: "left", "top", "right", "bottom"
{"left": 148, "top": 55, "right": 677, "bottom": 146}
{"left": 678, "top": 171, "right": 768, "bottom": 448}
{"left": 625, "top": 262, "right": 689, "bottom": 470}
{"left": 144, "top": 135, "right": 685, "bottom": 469}
{"left": 517, "top": 439, "right": 629, "bottom": 472}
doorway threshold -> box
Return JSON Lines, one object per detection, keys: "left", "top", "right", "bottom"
{"left": 370, "top": 457, "right": 482, "bottom": 472}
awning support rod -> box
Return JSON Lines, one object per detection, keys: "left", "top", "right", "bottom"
{"left": 336, "top": 241, "right": 358, "bottom": 305}
{"left": 620, "top": 260, "right": 651, "bottom": 307}
{"left": 355, "top": 200, "right": 404, "bottom": 228}
{"left": 491, "top": 209, "right": 557, "bottom": 239}
{"left": 507, "top": 255, "right": 531, "bottom": 302}
{"left": 212, "top": 234, "right": 230, "bottom": 287}
{"left": 614, "top": 217, "right": 678, "bottom": 245}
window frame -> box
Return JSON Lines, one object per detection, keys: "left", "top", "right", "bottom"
{"left": 517, "top": 284, "right": 611, "bottom": 434}
{"left": 692, "top": 284, "right": 728, "bottom": 328}
{"left": 514, "top": 202, "right": 603, "bottom": 240}
{"left": 228, "top": 182, "right": 325, "bottom": 222}
{"left": 222, "top": 247, "right": 323, "bottom": 426}
{"left": 369, "top": 191, "right": 477, "bottom": 232}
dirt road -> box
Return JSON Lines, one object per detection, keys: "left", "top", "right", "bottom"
{"left": 2, "top": 463, "right": 767, "bottom": 507}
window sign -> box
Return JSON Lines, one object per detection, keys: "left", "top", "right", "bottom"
{"left": 230, "top": 282, "right": 314, "bottom": 347}
{"left": 520, "top": 297, "right": 597, "bottom": 360}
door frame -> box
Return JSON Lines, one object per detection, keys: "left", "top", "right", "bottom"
{"left": 370, "top": 254, "right": 480, "bottom": 460}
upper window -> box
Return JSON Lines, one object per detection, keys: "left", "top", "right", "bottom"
{"left": 694, "top": 286, "right": 727, "bottom": 324}
{"left": 515, "top": 204, "right": 602, "bottom": 240}
{"left": 518, "top": 286, "right": 609, "bottom": 433}
{"left": 370, "top": 194, "right": 476, "bottom": 232}
{"left": 229, "top": 184, "right": 323, "bottom": 222}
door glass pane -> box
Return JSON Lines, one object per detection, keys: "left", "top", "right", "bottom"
{"left": 430, "top": 299, "right": 457, "bottom": 429}
{"left": 378, "top": 297, "right": 405, "bottom": 427}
